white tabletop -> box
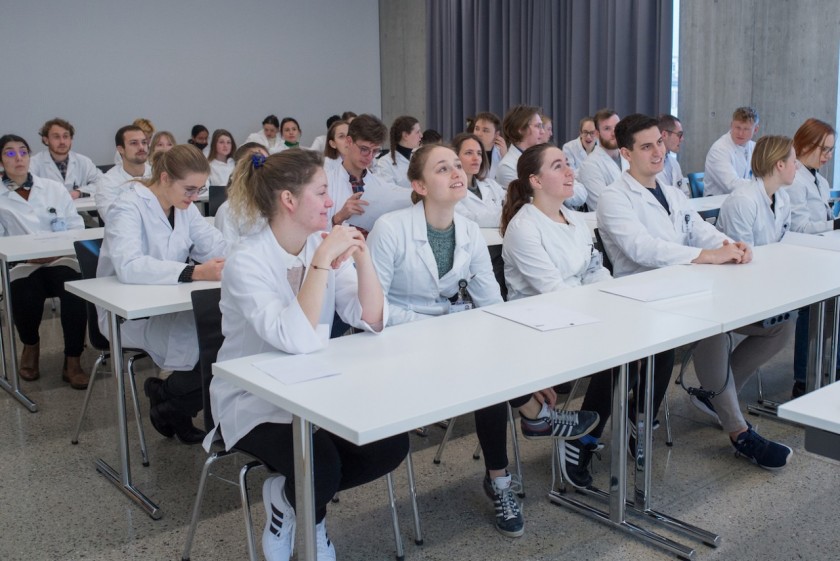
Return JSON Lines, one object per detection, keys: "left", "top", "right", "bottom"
{"left": 212, "top": 285, "right": 720, "bottom": 445}
{"left": 0, "top": 228, "right": 104, "bottom": 262}
{"left": 73, "top": 197, "right": 97, "bottom": 212}
{"left": 601, "top": 243, "right": 840, "bottom": 331}
{"left": 777, "top": 381, "right": 840, "bottom": 434}
{"left": 480, "top": 227, "right": 503, "bottom": 246}
{"left": 686, "top": 194, "right": 728, "bottom": 213}
{"left": 64, "top": 276, "right": 220, "bottom": 319}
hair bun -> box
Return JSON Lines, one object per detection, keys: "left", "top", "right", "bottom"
{"left": 251, "top": 154, "right": 266, "bottom": 169}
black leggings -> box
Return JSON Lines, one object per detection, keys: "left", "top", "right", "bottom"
{"left": 236, "top": 422, "right": 409, "bottom": 522}
{"left": 475, "top": 394, "right": 532, "bottom": 472}
{"left": 581, "top": 350, "right": 675, "bottom": 439}
{"left": 10, "top": 266, "right": 86, "bottom": 356}
{"left": 161, "top": 364, "right": 204, "bottom": 418}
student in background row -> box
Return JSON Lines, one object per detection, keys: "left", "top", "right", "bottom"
{"left": 0, "top": 134, "right": 88, "bottom": 389}
{"left": 246, "top": 115, "right": 284, "bottom": 154}
{"left": 368, "top": 144, "right": 598, "bottom": 539}
{"left": 279, "top": 117, "right": 302, "bottom": 150}
{"left": 149, "top": 131, "right": 176, "bottom": 160}
{"left": 115, "top": 117, "right": 154, "bottom": 166}
{"left": 421, "top": 128, "right": 442, "bottom": 145}
{"left": 541, "top": 115, "right": 553, "bottom": 143}
{"left": 188, "top": 124, "right": 209, "bottom": 152}
{"left": 787, "top": 118, "right": 837, "bottom": 398}
{"left": 469, "top": 111, "right": 507, "bottom": 181}
{"left": 309, "top": 114, "right": 341, "bottom": 154}
{"left": 207, "top": 129, "right": 237, "bottom": 186}
{"left": 495, "top": 105, "right": 544, "bottom": 189}
{"left": 562, "top": 116, "right": 598, "bottom": 176}
{"left": 95, "top": 125, "right": 152, "bottom": 222}
{"left": 30, "top": 118, "right": 101, "bottom": 198}
{"left": 451, "top": 132, "right": 505, "bottom": 227}
{"left": 578, "top": 108, "right": 626, "bottom": 211}
{"left": 323, "top": 119, "right": 349, "bottom": 172}
{"left": 376, "top": 115, "right": 422, "bottom": 189}
{"left": 208, "top": 149, "right": 406, "bottom": 561}
{"left": 656, "top": 114, "right": 687, "bottom": 196}
{"left": 704, "top": 106, "right": 759, "bottom": 196}
{"left": 98, "top": 144, "right": 227, "bottom": 445}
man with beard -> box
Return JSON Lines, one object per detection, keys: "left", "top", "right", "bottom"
{"left": 95, "top": 125, "right": 152, "bottom": 222}
{"left": 656, "top": 114, "right": 688, "bottom": 197}
{"left": 578, "top": 108, "right": 628, "bottom": 210}
{"left": 30, "top": 118, "right": 102, "bottom": 199}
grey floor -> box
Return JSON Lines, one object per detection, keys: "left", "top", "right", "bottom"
{"left": 1, "top": 306, "right": 838, "bottom": 561}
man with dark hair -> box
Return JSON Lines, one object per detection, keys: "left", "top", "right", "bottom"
{"left": 595, "top": 113, "right": 793, "bottom": 472}
{"left": 578, "top": 108, "right": 627, "bottom": 210}
{"left": 94, "top": 125, "right": 151, "bottom": 221}
{"left": 326, "top": 114, "right": 410, "bottom": 233}
{"left": 30, "top": 118, "right": 102, "bottom": 199}
{"left": 704, "top": 106, "right": 760, "bottom": 196}
{"left": 469, "top": 111, "right": 506, "bottom": 180}
{"left": 656, "top": 114, "right": 687, "bottom": 196}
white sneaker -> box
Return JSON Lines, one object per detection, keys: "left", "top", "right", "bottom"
{"left": 262, "top": 475, "right": 295, "bottom": 561}
{"left": 316, "top": 518, "right": 337, "bottom": 560}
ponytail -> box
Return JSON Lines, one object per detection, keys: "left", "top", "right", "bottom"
{"left": 500, "top": 178, "right": 533, "bottom": 236}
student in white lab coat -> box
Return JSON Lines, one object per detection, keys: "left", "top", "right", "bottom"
{"left": 703, "top": 106, "right": 759, "bottom": 196}
{"left": 597, "top": 114, "right": 793, "bottom": 470}
{"left": 452, "top": 133, "right": 505, "bottom": 227}
{"left": 655, "top": 114, "right": 688, "bottom": 196}
{"left": 279, "top": 117, "right": 302, "bottom": 151}
{"left": 310, "top": 114, "right": 341, "bottom": 154}
{"left": 789, "top": 119, "right": 839, "bottom": 397}
{"left": 368, "top": 144, "right": 598, "bottom": 538}
{"left": 495, "top": 105, "right": 544, "bottom": 189}
{"left": 0, "top": 134, "right": 88, "bottom": 388}
{"left": 245, "top": 115, "right": 284, "bottom": 154}
{"left": 717, "top": 135, "right": 795, "bottom": 246}
{"left": 562, "top": 116, "right": 598, "bottom": 175}
{"left": 207, "top": 129, "right": 237, "bottom": 186}
{"left": 322, "top": 119, "right": 349, "bottom": 173}
{"left": 187, "top": 124, "right": 209, "bottom": 152}
{"left": 95, "top": 125, "right": 152, "bottom": 222}
{"left": 149, "top": 131, "right": 176, "bottom": 160}
{"left": 375, "top": 115, "right": 421, "bottom": 188}
{"left": 97, "top": 144, "right": 227, "bottom": 444}
{"left": 114, "top": 118, "right": 154, "bottom": 166}
{"left": 214, "top": 143, "right": 269, "bottom": 245}
{"left": 578, "top": 108, "right": 627, "bottom": 210}
{"left": 469, "top": 111, "right": 507, "bottom": 181}
{"left": 207, "top": 149, "right": 406, "bottom": 561}
{"left": 29, "top": 118, "right": 102, "bottom": 198}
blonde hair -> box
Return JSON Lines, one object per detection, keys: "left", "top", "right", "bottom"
{"left": 751, "top": 135, "right": 793, "bottom": 179}
{"left": 132, "top": 118, "right": 155, "bottom": 137}
{"left": 149, "top": 131, "right": 176, "bottom": 159}
{"left": 142, "top": 144, "right": 209, "bottom": 187}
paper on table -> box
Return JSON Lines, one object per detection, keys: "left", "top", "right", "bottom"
{"left": 483, "top": 304, "right": 600, "bottom": 331}
{"left": 780, "top": 231, "right": 840, "bottom": 252}
{"left": 347, "top": 181, "right": 412, "bottom": 232}
{"left": 599, "top": 275, "right": 709, "bottom": 302}
{"left": 253, "top": 354, "right": 341, "bottom": 385}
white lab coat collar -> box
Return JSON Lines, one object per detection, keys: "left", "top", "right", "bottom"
{"left": 409, "top": 201, "right": 472, "bottom": 282}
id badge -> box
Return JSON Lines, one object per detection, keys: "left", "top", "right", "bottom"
{"left": 680, "top": 211, "right": 693, "bottom": 233}
{"left": 449, "top": 301, "right": 474, "bottom": 314}
{"left": 586, "top": 250, "right": 604, "bottom": 273}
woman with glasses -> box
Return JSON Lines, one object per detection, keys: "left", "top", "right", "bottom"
{"left": 562, "top": 116, "right": 599, "bottom": 176}
{"left": 97, "top": 144, "right": 227, "bottom": 444}
{"left": 0, "top": 134, "right": 89, "bottom": 389}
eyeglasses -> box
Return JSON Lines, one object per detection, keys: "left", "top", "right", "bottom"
{"left": 3, "top": 149, "right": 29, "bottom": 158}
{"left": 355, "top": 143, "right": 381, "bottom": 157}
{"left": 581, "top": 130, "right": 597, "bottom": 137}
{"left": 184, "top": 186, "right": 208, "bottom": 198}
{"left": 663, "top": 130, "right": 684, "bottom": 139}
{"left": 820, "top": 145, "right": 835, "bottom": 155}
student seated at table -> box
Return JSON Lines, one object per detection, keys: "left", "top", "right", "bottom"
{"left": 187, "top": 124, "right": 209, "bottom": 152}
{"left": 206, "top": 149, "right": 407, "bottom": 561}
{"left": 788, "top": 119, "right": 839, "bottom": 398}
{"left": 704, "top": 106, "right": 759, "bottom": 197}
{"left": 367, "top": 143, "right": 598, "bottom": 538}
{"left": 246, "top": 115, "right": 284, "bottom": 154}
{"left": 29, "top": 118, "right": 102, "bottom": 199}
{"left": 94, "top": 125, "right": 152, "bottom": 222}
{"left": 562, "top": 116, "right": 598, "bottom": 176}
{"left": 322, "top": 119, "right": 349, "bottom": 173}
{"left": 0, "top": 134, "right": 88, "bottom": 389}
{"left": 278, "top": 117, "right": 302, "bottom": 151}
{"left": 597, "top": 114, "right": 793, "bottom": 470}
{"left": 375, "top": 115, "right": 422, "bottom": 189}
{"left": 468, "top": 111, "right": 506, "bottom": 181}
{"left": 114, "top": 117, "right": 154, "bottom": 166}
{"left": 309, "top": 114, "right": 341, "bottom": 154}
{"left": 149, "top": 131, "right": 176, "bottom": 160}
{"left": 207, "top": 129, "right": 237, "bottom": 186}
{"left": 97, "top": 144, "right": 227, "bottom": 445}
{"left": 495, "top": 105, "right": 544, "bottom": 189}
{"left": 452, "top": 132, "right": 505, "bottom": 227}
{"left": 214, "top": 143, "right": 269, "bottom": 245}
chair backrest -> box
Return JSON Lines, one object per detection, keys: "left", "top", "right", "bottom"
{"left": 191, "top": 288, "right": 224, "bottom": 432}
{"left": 208, "top": 185, "right": 228, "bottom": 217}
{"left": 687, "top": 172, "right": 705, "bottom": 198}
{"left": 593, "top": 227, "right": 614, "bottom": 275}
{"left": 97, "top": 164, "right": 115, "bottom": 174}
{"left": 73, "top": 239, "right": 109, "bottom": 350}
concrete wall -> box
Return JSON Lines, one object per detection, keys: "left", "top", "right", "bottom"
{"left": 379, "top": 0, "right": 427, "bottom": 138}
{"left": 679, "top": 0, "right": 840, "bottom": 179}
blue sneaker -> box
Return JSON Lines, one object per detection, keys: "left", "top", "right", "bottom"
{"left": 731, "top": 424, "right": 792, "bottom": 470}
{"left": 690, "top": 391, "right": 722, "bottom": 428}
{"left": 520, "top": 409, "right": 599, "bottom": 440}
{"left": 482, "top": 472, "right": 524, "bottom": 537}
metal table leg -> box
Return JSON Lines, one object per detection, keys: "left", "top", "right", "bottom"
{"left": 293, "top": 415, "right": 317, "bottom": 561}
{"left": 0, "top": 260, "right": 38, "bottom": 412}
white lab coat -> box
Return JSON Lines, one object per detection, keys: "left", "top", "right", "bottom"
{"left": 716, "top": 178, "right": 791, "bottom": 246}
{"left": 703, "top": 132, "right": 754, "bottom": 196}
{"left": 244, "top": 130, "right": 284, "bottom": 154}
{"left": 310, "top": 134, "right": 327, "bottom": 154}
{"left": 495, "top": 145, "right": 521, "bottom": 189}
{"left": 455, "top": 177, "right": 505, "bottom": 227}
{"left": 96, "top": 183, "right": 227, "bottom": 370}
{"left": 596, "top": 171, "right": 731, "bottom": 278}
{"left": 503, "top": 203, "right": 611, "bottom": 300}
{"left": 326, "top": 164, "right": 412, "bottom": 231}
{"left": 94, "top": 163, "right": 152, "bottom": 221}
{"left": 368, "top": 201, "right": 502, "bottom": 325}
{"left": 375, "top": 151, "right": 411, "bottom": 189}
{"left": 656, "top": 152, "right": 688, "bottom": 197}
{"left": 487, "top": 145, "right": 502, "bottom": 181}
{"left": 209, "top": 158, "right": 235, "bottom": 186}
{"left": 29, "top": 151, "right": 102, "bottom": 194}
{"left": 205, "top": 226, "right": 386, "bottom": 450}
{"left": 562, "top": 137, "right": 597, "bottom": 175}
{"left": 213, "top": 200, "right": 265, "bottom": 246}
{"left": 788, "top": 163, "right": 833, "bottom": 234}
{"left": 578, "top": 145, "right": 628, "bottom": 211}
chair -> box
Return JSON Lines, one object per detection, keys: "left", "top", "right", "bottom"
{"left": 181, "top": 289, "right": 422, "bottom": 561}
{"left": 687, "top": 172, "right": 705, "bottom": 198}
{"left": 70, "top": 239, "right": 152, "bottom": 466}
{"left": 593, "top": 227, "right": 613, "bottom": 275}
{"left": 96, "top": 164, "right": 115, "bottom": 174}
{"left": 208, "top": 185, "right": 227, "bottom": 217}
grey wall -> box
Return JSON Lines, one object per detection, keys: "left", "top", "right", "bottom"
{"left": 379, "top": 0, "right": 427, "bottom": 138}
{"left": 0, "top": 0, "right": 381, "bottom": 164}
{"left": 679, "top": 0, "right": 840, "bottom": 178}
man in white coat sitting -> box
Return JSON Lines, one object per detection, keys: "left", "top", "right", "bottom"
{"left": 597, "top": 113, "right": 793, "bottom": 471}
{"left": 94, "top": 125, "right": 152, "bottom": 222}
{"left": 30, "top": 118, "right": 102, "bottom": 199}
{"left": 578, "top": 108, "right": 627, "bottom": 211}
{"left": 655, "top": 114, "right": 688, "bottom": 197}
{"left": 703, "top": 106, "right": 759, "bottom": 197}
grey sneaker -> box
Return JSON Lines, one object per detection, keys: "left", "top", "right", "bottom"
{"left": 520, "top": 409, "right": 599, "bottom": 440}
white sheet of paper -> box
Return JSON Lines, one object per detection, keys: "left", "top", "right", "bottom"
{"left": 599, "top": 275, "right": 709, "bottom": 302}
{"left": 780, "top": 231, "right": 840, "bottom": 252}
{"left": 483, "top": 304, "right": 600, "bottom": 331}
{"left": 347, "top": 181, "right": 412, "bottom": 232}
{"left": 252, "top": 354, "right": 341, "bottom": 385}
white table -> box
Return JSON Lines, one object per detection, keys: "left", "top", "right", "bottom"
{"left": 777, "top": 381, "right": 840, "bottom": 460}
{"left": 686, "top": 194, "right": 728, "bottom": 214}
{"left": 0, "top": 228, "right": 105, "bottom": 411}
{"left": 64, "top": 276, "right": 220, "bottom": 519}
{"left": 480, "top": 227, "right": 502, "bottom": 247}
{"left": 213, "top": 286, "right": 722, "bottom": 560}
{"left": 73, "top": 197, "right": 98, "bottom": 213}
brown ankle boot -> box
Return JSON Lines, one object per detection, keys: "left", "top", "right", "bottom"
{"left": 19, "top": 343, "right": 40, "bottom": 381}
{"left": 62, "top": 356, "right": 89, "bottom": 390}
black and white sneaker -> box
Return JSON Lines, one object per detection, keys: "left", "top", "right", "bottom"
{"left": 316, "top": 519, "right": 336, "bottom": 560}
{"left": 482, "top": 472, "right": 524, "bottom": 538}
{"left": 560, "top": 439, "right": 596, "bottom": 489}
{"left": 731, "top": 423, "right": 792, "bottom": 470}
{"left": 520, "top": 409, "right": 599, "bottom": 440}
{"left": 690, "top": 391, "right": 722, "bottom": 427}
{"left": 262, "top": 475, "right": 295, "bottom": 561}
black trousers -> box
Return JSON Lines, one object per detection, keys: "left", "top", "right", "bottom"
{"left": 474, "top": 394, "right": 532, "bottom": 471}
{"left": 581, "top": 350, "right": 675, "bottom": 439}
{"left": 162, "top": 364, "right": 204, "bottom": 417}
{"left": 10, "top": 266, "right": 86, "bottom": 356}
{"left": 236, "top": 422, "right": 409, "bottom": 523}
